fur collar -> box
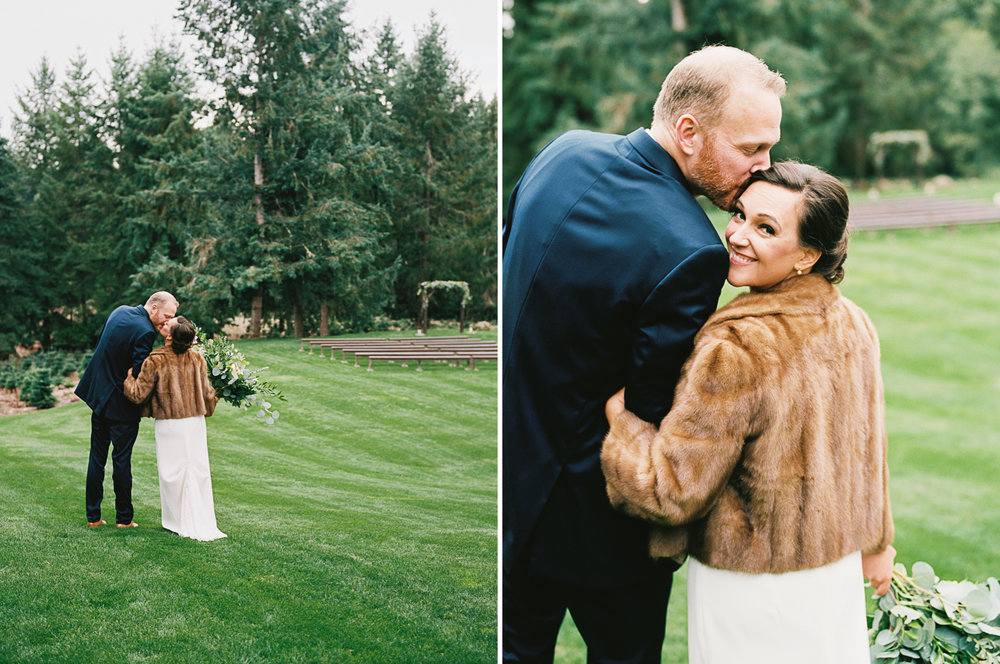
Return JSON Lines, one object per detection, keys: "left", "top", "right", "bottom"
{"left": 709, "top": 274, "right": 838, "bottom": 325}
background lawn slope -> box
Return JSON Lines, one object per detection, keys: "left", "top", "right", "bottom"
{"left": 0, "top": 330, "right": 498, "bottom": 664}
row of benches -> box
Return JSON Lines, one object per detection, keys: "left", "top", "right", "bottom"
{"left": 300, "top": 336, "right": 498, "bottom": 371}
{"left": 849, "top": 197, "right": 1000, "bottom": 230}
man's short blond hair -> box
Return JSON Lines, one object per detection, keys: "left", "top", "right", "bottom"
{"left": 145, "top": 291, "right": 178, "bottom": 309}
{"left": 652, "top": 45, "right": 786, "bottom": 131}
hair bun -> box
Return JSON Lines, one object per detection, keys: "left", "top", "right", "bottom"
{"left": 171, "top": 338, "right": 193, "bottom": 354}
{"left": 169, "top": 316, "right": 196, "bottom": 354}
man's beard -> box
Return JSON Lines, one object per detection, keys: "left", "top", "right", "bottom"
{"left": 689, "top": 141, "right": 743, "bottom": 211}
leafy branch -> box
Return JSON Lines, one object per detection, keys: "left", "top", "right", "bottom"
{"left": 194, "top": 327, "right": 284, "bottom": 424}
{"left": 869, "top": 562, "right": 1000, "bottom": 663}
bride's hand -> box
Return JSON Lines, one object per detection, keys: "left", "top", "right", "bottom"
{"left": 605, "top": 387, "right": 626, "bottom": 426}
{"left": 862, "top": 544, "right": 896, "bottom": 596}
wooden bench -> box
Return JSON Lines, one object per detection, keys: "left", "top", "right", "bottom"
{"left": 307, "top": 337, "right": 495, "bottom": 361}
{"left": 849, "top": 197, "right": 1000, "bottom": 230}
{"left": 301, "top": 336, "right": 473, "bottom": 356}
{"left": 298, "top": 336, "right": 497, "bottom": 371}
{"left": 326, "top": 341, "right": 495, "bottom": 362}
{"left": 354, "top": 349, "right": 497, "bottom": 371}
{"left": 344, "top": 343, "right": 496, "bottom": 366}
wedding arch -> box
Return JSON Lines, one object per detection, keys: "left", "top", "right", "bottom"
{"left": 870, "top": 130, "right": 932, "bottom": 180}
{"left": 417, "top": 280, "right": 471, "bottom": 334}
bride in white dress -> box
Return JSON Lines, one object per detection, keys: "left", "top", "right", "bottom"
{"left": 602, "top": 163, "right": 895, "bottom": 663}
{"left": 124, "top": 316, "right": 226, "bottom": 542}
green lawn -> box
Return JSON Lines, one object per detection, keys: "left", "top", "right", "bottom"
{"left": 555, "top": 222, "right": 1000, "bottom": 662}
{"left": 0, "top": 329, "right": 497, "bottom": 663}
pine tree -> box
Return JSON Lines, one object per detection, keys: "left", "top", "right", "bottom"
{"left": 19, "top": 365, "right": 56, "bottom": 409}
{"left": 390, "top": 17, "right": 498, "bottom": 322}
{"left": 10, "top": 58, "right": 59, "bottom": 177}
{"left": 0, "top": 137, "right": 42, "bottom": 355}
{"left": 11, "top": 54, "right": 117, "bottom": 347}
{"left": 176, "top": 0, "right": 397, "bottom": 337}
{"left": 106, "top": 41, "right": 205, "bottom": 293}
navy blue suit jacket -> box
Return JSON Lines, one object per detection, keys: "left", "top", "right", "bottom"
{"left": 502, "top": 128, "right": 729, "bottom": 586}
{"left": 75, "top": 305, "right": 156, "bottom": 422}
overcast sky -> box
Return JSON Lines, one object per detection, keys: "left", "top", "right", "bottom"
{"left": 0, "top": 0, "right": 499, "bottom": 138}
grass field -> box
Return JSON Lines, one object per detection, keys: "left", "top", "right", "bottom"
{"left": 0, "top": 329, "right": 497, "bottom": 663}
{"left": 554, "top": 221, "right": 1000, "bottom": 662}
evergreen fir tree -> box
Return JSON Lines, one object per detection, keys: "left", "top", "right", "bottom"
{"left": 19, "top": 365, "right": 56, "bottom": 409}
{"left": 390, "top": 17, "right": 497, "bottom": 322}
{"left": 176, "top": 0, "right": 397, "bottom": 336}
{"left": 0, "top": 137, "right": 42, "bottom": 355}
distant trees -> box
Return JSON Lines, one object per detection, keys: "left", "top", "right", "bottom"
{"left": 387, "top": 19, "right": 498, "bottom": 320}
{"left": 0, "top": 0, "right": 496, "bottom": 351}
{"left": 503, "top": 0, "right": 1000, "bottom": 198}
{"left": 0, "top": 137, "right": 41, "bottom": 356}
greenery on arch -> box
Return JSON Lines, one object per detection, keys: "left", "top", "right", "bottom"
{"left": 417, "top": 280, "right": 471, "bottom": 333}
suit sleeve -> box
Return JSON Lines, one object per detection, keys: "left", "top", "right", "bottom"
{"left": 131, "top": 329, "right": 156, "bottom": 378}
{"left": 602, "top": 335, "right": 760, "bottom": 526}
{"left": 624, "top": 244, "right": 728, "bottom": 423}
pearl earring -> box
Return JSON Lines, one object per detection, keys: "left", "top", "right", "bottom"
{"left": 796, "top": 269, "right": 802, "bottom": 275}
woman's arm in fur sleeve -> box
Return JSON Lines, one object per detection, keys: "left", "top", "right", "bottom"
{"left": 123, "top": 355, "right": 158, "bottom": 404}
{"left": 601, "top": 336, "right": 761, "bottom": 526}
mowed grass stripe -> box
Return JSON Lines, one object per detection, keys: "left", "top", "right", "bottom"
{"left": 0, "top": 330, "right": 497, "bottom": 664}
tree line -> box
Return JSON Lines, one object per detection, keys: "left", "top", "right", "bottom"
{"left": 0, "top": 0, "right": 497, "bottom": 355}
{"left": 503, "top": 0, "right": 1000, "bottom": 202}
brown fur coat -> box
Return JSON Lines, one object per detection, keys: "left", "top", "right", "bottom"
{"left": 123, "top": 345, "right": 217, "bottom": 419}
{"left": 601, "top": 274, "right": 893, "bottom": 574}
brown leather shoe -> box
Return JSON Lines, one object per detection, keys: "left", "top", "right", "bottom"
{"left": 87, "top": 519, "right": 107, "bottom": 527}
{"left": 116, "top": 522, "right": 139, "bottom": 529}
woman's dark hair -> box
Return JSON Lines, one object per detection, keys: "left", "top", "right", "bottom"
{"left": 744, "top": 161, "right": 850, "bottom": 284}
{"left": 170, "top": 316, "right": 196, "bottom": 354}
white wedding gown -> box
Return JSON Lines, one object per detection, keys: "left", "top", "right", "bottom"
{"left": 154, "top": 416, "right": 227, "bottom": 541}
{"left": 686, "top": 550, "right": 870, "bottom": 663}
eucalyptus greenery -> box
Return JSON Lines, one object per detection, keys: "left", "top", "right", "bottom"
{"left": 193, "top": 327, "right": 283, "bottom": 424}
{"left": 870, "top": 562, "right": 1000, "bottom": 663}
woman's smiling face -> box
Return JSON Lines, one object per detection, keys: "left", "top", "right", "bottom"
{"left": 725, "top": 181, "right": 818, "bottom": 290}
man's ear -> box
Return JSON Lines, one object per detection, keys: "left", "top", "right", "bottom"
{"left": 675, "top": 114, "right": 699, "bottom": 156}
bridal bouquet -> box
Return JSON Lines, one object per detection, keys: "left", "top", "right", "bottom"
{"left": 869, "top": 561, "right": 1000, "bottom": 663}
{"left": 194, "top": 327, "right": 282, "bottom": 424}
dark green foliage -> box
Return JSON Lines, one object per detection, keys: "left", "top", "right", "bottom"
{"left": 32, "top": 55, "right": 119, "bottom": 343}
{"left": 503, "top": 0, "right": 1000, "bottom": 193}
{"left": 0, "top": 361, "right": 23, "bottom": 391}
{"left": 0, "top": 0, "right": 496, "bottom": 350}
{"left": 18, "top": 366, "right": 56, "bottom": 409}
{"left": 0, "top": 138, "right": 42, "bottom": 356}
{"left": 78, "top": 351, "right": 93, "bottom": 376}
{"left": 1, "top": 349, "right": 101, "bottom": 408}
{"left": 2, "top": 350, "right": 84, "bottom": 395}
{"left": 167, "top": 0, "right": 408, "bottom": 336}
{"left": 107, "top": 41, "right": 204, "bottom": 275}
{"left": 386, "top": 18, "right": 498, "bottom": 321}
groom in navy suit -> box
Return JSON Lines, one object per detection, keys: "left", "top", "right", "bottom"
{"left": 502, "top": 46, "right": 786, "bottom": 663}
{"left": 76, "top": 291, "right": 177, "bottom": 528}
